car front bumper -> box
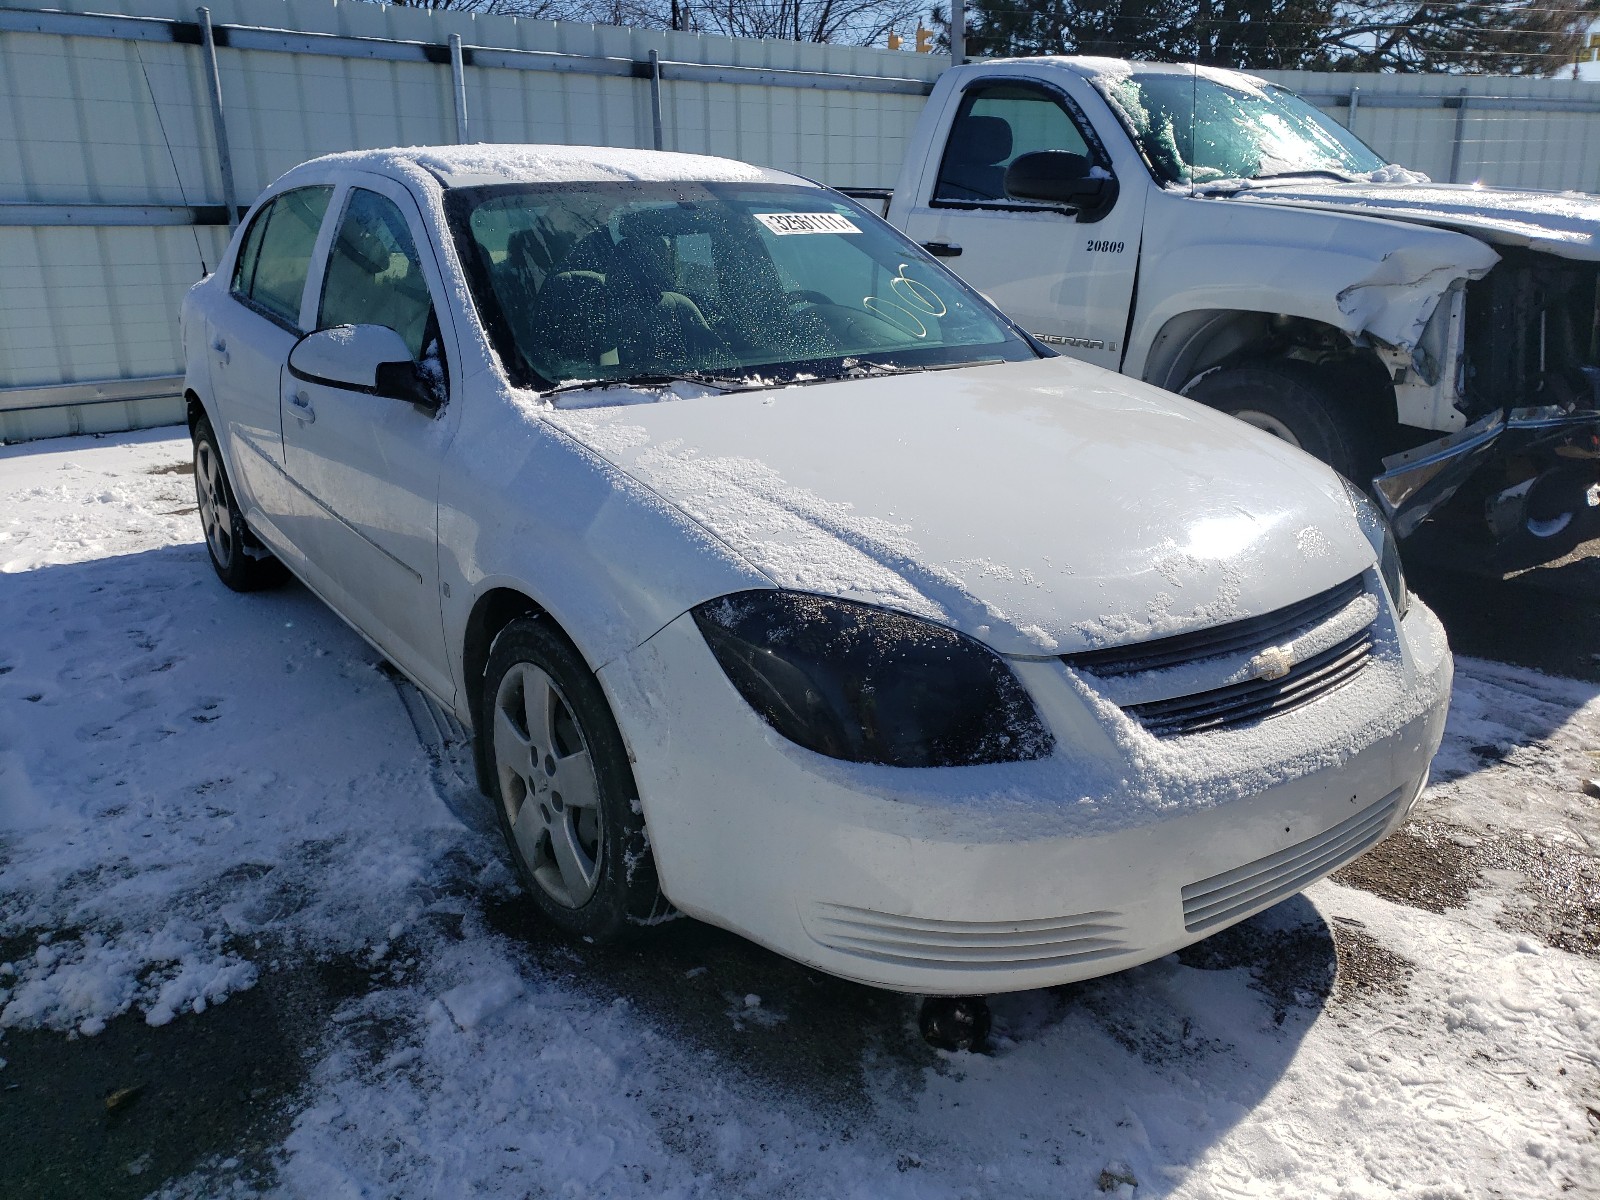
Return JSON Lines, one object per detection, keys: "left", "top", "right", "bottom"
{"left": 599, "top": 599, "right": 1452, "bottom": 995}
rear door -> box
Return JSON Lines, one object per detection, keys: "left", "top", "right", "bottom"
{"left": 279, "top": 178, "right": 461, "bottom": 702}
{"left": 204, "top": 186, "right": 333, "bottom": 533}
{"left": 897, "top": 80, "right": 1145, "bottom": 372}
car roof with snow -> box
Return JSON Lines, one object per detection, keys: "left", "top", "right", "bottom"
{"left": 274, "top": 144, "right": 809, "bottom": 192}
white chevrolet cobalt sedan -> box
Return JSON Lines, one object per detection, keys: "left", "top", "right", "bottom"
{"left": 181, "top": 145, "right": 1451, "bottom": 1014}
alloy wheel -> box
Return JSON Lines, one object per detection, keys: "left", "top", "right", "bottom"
{"left": 195, "top": 439, "right": 235, "bottom": 569}
{"left": 493, "top": 662, "right": 604, "bottom": 908}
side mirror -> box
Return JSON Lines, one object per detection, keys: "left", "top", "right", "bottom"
{"left": 288, "top": 325, "right": 439, "bottom": 410}
{"left": 1004, "top": 151, "right": 1119, "bottom": 222}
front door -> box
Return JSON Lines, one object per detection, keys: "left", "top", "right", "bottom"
{"left": 898, "top": 81, "right": 1146, "bottom": 372}
{"left": 280, "top": 179, "right": 461, "bottom": 703}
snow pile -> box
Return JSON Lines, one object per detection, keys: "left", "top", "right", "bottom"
{"left": 0, "top": 926, "right": 256, "bottom": 1035}
{"left": 1366, "top": 163, "right": 1431, "bottom": 184}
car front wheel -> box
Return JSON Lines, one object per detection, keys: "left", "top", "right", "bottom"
{"left": 483, "top": 617, "right": 666, "bottom": 942}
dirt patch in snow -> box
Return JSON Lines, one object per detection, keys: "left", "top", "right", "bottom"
{"left": 1479, "top": 830, "right": 1600, "bottom": 958}
{"left": 1331, "top": 820, "right": 1478, "bottom": 913}
{"left": 144, "top": 461, "right": 193, "bottom": 476}
{"left": 0, "top": 949, "right": 382, "bottom": 1200}
{"left": 1333, "top": 820, "right": 1600, "bottom": 958}
{"left": 1329, "top": 918, "right": 1415, "bottom": 1002}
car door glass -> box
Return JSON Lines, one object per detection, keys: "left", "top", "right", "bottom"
{"left": 243, "top": 187, "right": 332, "bottom": 327}
{"left": 230, "top": 204, "right": 270, "bottom": 299}
{"left": 935, "top": 86, "right": 1092, "bottom": 203}
{"left": 318, "top": 188, "right": 437, "bottom": 362}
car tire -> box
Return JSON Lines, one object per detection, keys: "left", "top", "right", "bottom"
{"left": 482, "top": 616, "right": 666, "bottom": 942}
{"left": 193, "top": 415, "right": 289, "bottom": 592}
{"left": 1185, "top": 360, "right": 1380, "bottom": 484}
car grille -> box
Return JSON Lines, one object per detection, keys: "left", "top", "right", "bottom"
{"left": 1065, "top": 575, "right": 1365, "bottom": 677}
{"left": 1063, "top": 575, "right": 1374, "bottom": 738}
{"left": 1180, "top": 783, "right": 1407, "bottom": 934}
{"left": 807, "top": 904, "right": 1128, "bottom": 971}
{"left": 1126, "top": 627, "right": 1374, "bottom": 736}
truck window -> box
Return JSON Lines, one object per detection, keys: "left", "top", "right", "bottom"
{"left": 935, "top": 85, "right": 1092, "bottom": 204}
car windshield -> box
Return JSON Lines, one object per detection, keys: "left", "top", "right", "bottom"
{"left": 1096, "top": 70, "right": 1387, "bottom": 187}
{"left": 445, "top": 181, "right": 1036, "bottom": 393}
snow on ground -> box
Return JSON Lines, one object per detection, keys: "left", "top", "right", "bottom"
{"left": 1, "top": 430, "right": 1597, "bottom": 1199}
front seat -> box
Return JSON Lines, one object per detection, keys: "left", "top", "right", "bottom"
{"left": 609, "top": 232, "right": 719, "bottom": 369}
{"left": 936, "top": 114, "right": 1014, "bottom": 202}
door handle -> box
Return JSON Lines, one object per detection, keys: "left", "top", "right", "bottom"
{"left": 288, "top": 391, "right": 316, "bottom": 424}
{"left": 921, "top": 241, "right": 962, "bottom": 258}
{"left": 210, "top": 337, "right": 230, "bottom": 366}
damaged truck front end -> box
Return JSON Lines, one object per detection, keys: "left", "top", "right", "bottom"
{"left": 1375, "top": 248, "right": 1600, "bottom": 563}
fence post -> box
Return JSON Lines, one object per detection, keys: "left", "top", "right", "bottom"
{"left": 1448, "top": 87, "right": 1469, "bottom": 183}
{"left": 649, "top": 49, "right": 664, "bottom": 151}
{"left": 951, "top": 0, "right": 965, "bottom": 65}
{"left": 450, "top": 34, "right": 470, "bottom": 144}
{"left": 1347, "top": 85, "right": 1359, "bottom": 129}
{"left": 196, "top": 7, "right": 238, "bottom": 230}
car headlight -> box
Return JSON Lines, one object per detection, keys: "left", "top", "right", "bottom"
{"left": 691, "top": 591, "right": 1054, "bottom": 768}
{"left": 1341, "top": 478, "right": 1409, "bottom": 619}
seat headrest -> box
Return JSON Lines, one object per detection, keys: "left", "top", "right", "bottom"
{"left": 948, "top": 114, "right": 1013, "bottom": 167}
{"left": 506, "top": 227, "right": 554, "bottom": 277}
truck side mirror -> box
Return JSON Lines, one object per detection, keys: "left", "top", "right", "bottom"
{"left": 289, "top": 324, "right": 440, "bottom": 411}
{"left": 1005, "top": 151, "right": 1119, "bottom": 222}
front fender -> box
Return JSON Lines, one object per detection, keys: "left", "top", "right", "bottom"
{"left": 436, "top": 391, "right": 772, "bottom": 724}
{"left": 1126, "top": 192, "right": 1498, "bottom": 379}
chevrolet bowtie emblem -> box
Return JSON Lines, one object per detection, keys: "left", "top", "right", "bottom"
{"left": 1248, "top": 645, "right": 1295, "bottom": 682}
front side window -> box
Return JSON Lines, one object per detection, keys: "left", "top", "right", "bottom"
{"left": 318, "top": 188, "right": 437, "bottom": 361}
{"left": 935, "top": 85, "right": 1093, "bottom": 204}
{"left": 446, "top": 181, "right": 1037, "bottom": 394}
{"left": 1097, "top": 70, "right": 1387, "bottom": 186}
{"left": 235, "top": 186, "right": 332, "bottom": 328}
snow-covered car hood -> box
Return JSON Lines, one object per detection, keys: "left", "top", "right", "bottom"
{"left": 1227, "top": 181, "right": 1600, "bottom": 262}
{"left": 546, "top": 357, "right": 1377, "bottom": 657}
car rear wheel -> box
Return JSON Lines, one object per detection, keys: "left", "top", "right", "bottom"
{"left": 483, "top": 617, "right": 666, "bottom": 942}
{"left": 193, "top": 416, "right": 288, "bottom": 592}
{"left": 1185, "top": 360, "right": 1380, "bottom": 484}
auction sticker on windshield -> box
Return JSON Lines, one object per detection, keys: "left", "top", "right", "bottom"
{"left": 754, "top": 212, "right": 861, "bottom": 235}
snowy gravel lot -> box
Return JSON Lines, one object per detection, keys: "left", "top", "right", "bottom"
{"left": 1, "top": 430, "right": 1597, "bottom": 1199}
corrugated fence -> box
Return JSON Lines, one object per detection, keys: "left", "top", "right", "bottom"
{"left": 1, "top": 0, "right": 1597, "bottom": 441}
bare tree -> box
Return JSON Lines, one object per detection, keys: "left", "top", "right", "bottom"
{"left": 373, "top": 0, "right": 928, "bottom": 45}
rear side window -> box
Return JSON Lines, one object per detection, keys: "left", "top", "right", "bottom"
{"left": 231, "top": 186, "right": 332, "bottom": 328}
{"left": 230, "top": 208, "right": 269, "bottom": 298}
{"left": 935, "top": 85, "right": 1092, "bottom": 203}
{"left": 318, "top": 189, "right": 436, "bottom": 360}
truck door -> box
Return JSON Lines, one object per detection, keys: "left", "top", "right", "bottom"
{"left": 897, "top": 81, "right": 1146, "bottom": 372}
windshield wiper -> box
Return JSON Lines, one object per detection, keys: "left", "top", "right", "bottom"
{"left": 825, "top": 358, "right": 1005, "bottom": 383}
{"left": 544, "top": 371, "right": 769, "bottom": 397}
{"left": 1248, "top": 169, "right": 1359, "bottom": 183}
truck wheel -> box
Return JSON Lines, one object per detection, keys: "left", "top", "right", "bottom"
{"left": 1185, "top": 361, "right": 1378, "bottom": 483}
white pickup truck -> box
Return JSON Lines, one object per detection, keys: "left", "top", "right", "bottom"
{"left": 847, "top": 58, "right": 1600, "bottom": 565}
